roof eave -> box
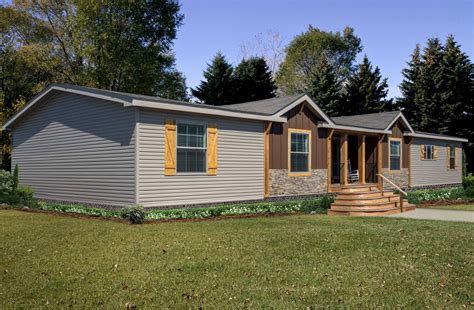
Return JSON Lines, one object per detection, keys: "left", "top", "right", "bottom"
{"left": 319, "top": 123, "right": 391, "bottom": 134}
{"left": 2, "top": 85, "right": 131, "bottom": 130}
{"left": 404, "top": 132, "right": 468, "bottom": 143}
{"left": 384, "top": 112, "right": 415, "bottom": 133}
{"left": 274, "top": 95, "right": 336, "bottom": 126}
{"left": 132, "top": 99, "right": 286, "bottom": 122}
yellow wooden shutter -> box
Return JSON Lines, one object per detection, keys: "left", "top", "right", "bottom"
{"left": 446, "top": 146, "right": 450, "bottom": 169}
{"left": 433, "top": 145, "right": 438, "bottom": 160}
{"left": 420, "top": 144, "right": 425, "bottom": 160}
{"left": 207, "top": 124, "right": 218, "bottom": 176}
{"left": 455, "top": 146, "right": 459, "bottom": 169}
{"left": 164, "top": 120, "right": 176, "bottom": 176}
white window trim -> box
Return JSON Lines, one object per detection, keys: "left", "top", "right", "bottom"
{"left": 449, "top": 145, "right": 456, "bottom": 170}
{"left": 176, "top": 122, "right": 208, "bottom": 175}
{"left": 288, "top": 129, "right": 312, "bottom": 176}
{"left": 424, "top": 145, "right": 435, "bottom": 161}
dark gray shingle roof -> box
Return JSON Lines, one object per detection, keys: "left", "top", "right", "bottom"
{"left": 218, "top": 94, "right": 305, "bottom": 115}
{"left": 414, "top": 131, "right": 466, "bottom": 140}
{"left": 331, "top": 111, "right": 401, "bottom": 130}
{"left": 51, "top": 84, "right": 303, "bottom": 116}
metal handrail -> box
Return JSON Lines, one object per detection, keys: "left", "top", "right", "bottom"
{"left": 376, "top": 173, "right": 407, "bottom": 212}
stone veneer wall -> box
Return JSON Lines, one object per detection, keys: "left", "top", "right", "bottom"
{"left": 382, "top": 168, "right": 409, "bottom": 189}
{"left": 269, "top": 169, "right": 327, "bottom": 197}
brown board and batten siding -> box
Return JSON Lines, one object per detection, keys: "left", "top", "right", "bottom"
{"left": 410, "top": 138, "right": 462, "bottom": 186}
{"left": 269, "top": 105, "right": 327, "bottom": 169}
{"left": 11, "top": 91, "right": 136, "bottom": 206}
{"left": 382, "top": 121, "right": 409, "bottom": 169}
{"left": 137, "top": 108, "right": 264, "bottom": 207}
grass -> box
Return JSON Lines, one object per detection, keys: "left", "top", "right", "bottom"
{"left": 424, "top": 203, "right": 474, "bottom": 212}
{"left": 0, "top": 210, "right": 473, "bottom": 308}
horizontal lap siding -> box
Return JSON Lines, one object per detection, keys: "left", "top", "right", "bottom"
{"left": 138, "top": 109, "right": 264, "bottom": 207}
{"left": 12, "top": 92, "right": 136, "bottom": 206}
{"left": 410, "top": 138, "right": 462, "bottom": 186}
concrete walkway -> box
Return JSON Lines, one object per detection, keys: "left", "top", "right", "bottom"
{"left": 389, "top": 208, "right": 474, "bottom": 223}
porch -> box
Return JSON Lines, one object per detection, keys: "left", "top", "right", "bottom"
{"left": 326, "top": 130, "right": 383, "bottom": 193}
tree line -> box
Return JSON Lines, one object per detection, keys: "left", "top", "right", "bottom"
{"left": 1, "top": 2, "right": 473, "bottom": 171}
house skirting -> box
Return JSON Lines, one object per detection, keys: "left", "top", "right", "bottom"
{"left": 407, "top": 183, "right": 462, "bottom": 191}
{"left": 269, "top": 169, "right": 327, "bottom": 197}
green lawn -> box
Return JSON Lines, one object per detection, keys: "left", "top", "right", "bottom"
{"left": 0, "top": 210, "right": 473, "bottom": 308}
{"left": 424, "top": 203, "right": 474, "bottom": 212}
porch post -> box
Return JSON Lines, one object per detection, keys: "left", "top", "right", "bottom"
{"left": 326, "top": 129, "right": 334, "bottom": 193}
{"left": 359, "top": 135, "right": 366, "bottom": 184}
{"left": 264, "top": 121, "right": 272, "bottom": 198}
{"left": 377, "top": 134, "right": 384, "bottom": 192}
{"left": 341, "top": 133, "right": 348, "bottom": 185}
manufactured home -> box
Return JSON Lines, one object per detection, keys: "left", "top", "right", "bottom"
{"left": 1, "top": 84, "right": 467, "bottom": 211}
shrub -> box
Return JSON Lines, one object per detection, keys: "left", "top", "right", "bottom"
{"left": 319, "top": 196, "right": 334, "bottom": 209}
{"left": 12, "top": 164, "right": 19, "bottom": 191}
{"left": 462, "top": 173, "right": 474, "bottom": 189}
{"left": 37, "top": 202, "right": 120, "bottom": 218}
{"left": 407, "top": 187, "right": 465, "bottom": 204}
{"left": 14, "top": 185, "right": 37, "bottom": 207}
{"left": 0, "top": 170, "right": 14, "bottom": 197}
{"left": 146, "top": 196, "right": 333, "bottom": 221}
{"left": 464, "top": 186, "right": 474, "bottom": 198}
{"left": 120, "top": 205, "right": 146, "bottom": 224}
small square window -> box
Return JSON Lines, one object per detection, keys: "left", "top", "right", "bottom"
{"left": 424, "top": 145, "right": 434, "bottom": 160}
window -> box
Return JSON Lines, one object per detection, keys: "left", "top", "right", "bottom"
{"left": 424, "top": 145, "right": 434, "bottom": 160}
{"left": 449, "top": 145, "right": 456, "bottom": 169}
{"left": 389, "top": 139, "right": 401, "bottom": 170}
{"left": 176, "top": 123, "right": 207, "bottom": 173}
{"left": 289, "top": 130, "right": 310, "bottom": 174}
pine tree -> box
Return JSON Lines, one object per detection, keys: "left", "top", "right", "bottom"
{"left": 398, "top": 45, "right": 423, "bottom": 127}
{"left": 398, "top": 36, "right": 474, "bottom": 172}
{"left": 232, "top": 57, "right": 276, "bottom": 103}
{"left": 341, "top": 55, "right": 392, "bottom": 115}
{"left": 307, "top": 59, "right": 343, "bottom": 116}
{"left": 437, "top": 35, "right": 473, "bottom": 138}
{"left": 191, "top": 53, "right": 235, "bottom": 105}
{"left": 417, "top": 38, "right": 444, "bottom": 132}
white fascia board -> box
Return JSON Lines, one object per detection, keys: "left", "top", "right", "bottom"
{"left": 385, "top": 112, "right": 415, "bottom": 133}
{"left": 319, "top": 123, "right": 391, "bottom": 134}
{"left": 131, "top": 99, "right": 287, "bottom": 122}
{"left": 275, "top": 95, "right": 335, "bottom": 125}
{"left": 404, "top": 133, "right": 468, "bottom": 142}
{"left": 2, "top": 85, "right": 130, "bottom": 130}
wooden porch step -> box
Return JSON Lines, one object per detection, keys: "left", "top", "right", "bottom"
{"left": 328, "top": 207, "right": 404, "bottom": 216}
{"left": 340, "top": 186, "right": 379, "bottom": 193}
{"left": 336, "top": 190, "right": 394, "bottom": 198}
{"left": 331, "top": 200, "right": 398, "bottom": 209}
{"left": 334, "top": 195, "right": 400, "bottom": 204}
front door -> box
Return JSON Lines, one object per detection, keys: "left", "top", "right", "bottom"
{"left": 331, "top": 138, "right": 340, "bottom": 184}
{"left": 365, "top": 137, "right": 378, "bottom": 183}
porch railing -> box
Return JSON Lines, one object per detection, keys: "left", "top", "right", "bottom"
{"left": 376, "top": 174, "right": 407, "bottom": 212}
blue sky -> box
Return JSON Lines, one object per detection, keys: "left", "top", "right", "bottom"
{"left": 174, "top": 0, "right": 473, "bottom": 99}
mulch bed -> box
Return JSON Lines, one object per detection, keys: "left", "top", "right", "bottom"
{"left": 418, "top": 199, "right": 474, "bottom": 208}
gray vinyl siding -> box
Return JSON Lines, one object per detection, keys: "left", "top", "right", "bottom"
{"left": 12, "top": 92, "right": 136, "bottom": 206}
{"left": 137, "top": 108, "right": 264, "bottom": 207}
{"left": 410, "top": 138, "right": 462, "bottom": 187}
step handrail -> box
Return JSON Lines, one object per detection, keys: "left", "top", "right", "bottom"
{"left": 376, "top": 173, "right": 407, "bottom": 212}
